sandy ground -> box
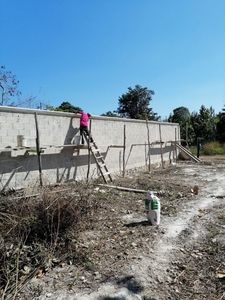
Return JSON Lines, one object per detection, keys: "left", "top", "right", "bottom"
{"left": 15, "top": 157, "right": 225, "bottom": 300}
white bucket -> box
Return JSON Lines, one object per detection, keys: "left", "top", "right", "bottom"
{"left": 145, "top": 191, "right": 161, "bottom": 226}
{"left": 17, "top": 135, "right": 27, "bottom": 147}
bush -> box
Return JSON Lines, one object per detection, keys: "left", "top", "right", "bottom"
{"left": 190, "top": 146, "right": 197, "bottom": 156}
{"left": 202, "top": 142, "right": 225, "bottom": 155}
{"left": 190, "top": 142, "right": 225, "bottom": 156}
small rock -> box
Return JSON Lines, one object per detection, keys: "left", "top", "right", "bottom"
{"left": 166, "top": 276, "right": 172, "bottom": 283}
{"left": 157, "top": 276, "right": 164, "bottom": 283}
{"left": 94, "top": 272, "right": 101, "bottom": 279}
{"left": 23, "top": 266, "right": 31, "bottom": 274}
{"left": 46, "top": 293, "right": 53, "bottom": 298}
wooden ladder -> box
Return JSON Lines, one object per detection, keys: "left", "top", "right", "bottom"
{"left": 83, "top": 133, "right": 113, "bottom": 183}
{"left": 173, "top": 142, "right": 202, "bottom": 163}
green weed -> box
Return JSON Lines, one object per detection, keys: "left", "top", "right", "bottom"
{"left": 190, "top": 142, "right": 225, "bottom": 156}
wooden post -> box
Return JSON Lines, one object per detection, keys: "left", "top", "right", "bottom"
{"left": 197, "top": 137, "right": 200, "bottom": 158}
{"left": 123, "top": 125, "right": 126, "bottom": 177}
{"left": 175, "top": 127, "right": 177, "bottom": 161}
{"left": 186, "top": 122, "right": 188, "bottom": 147}
{"left": 87, "top": 119, "right": 92, "bottom": 181}
{"left": 34, "top": 112, "right": 43, "bottom": 186}
{"left": 159, "top": 124, "right": 164, "bottom": 168}
{"left": 145, "top": 119, "right": 151, "bottom": 172}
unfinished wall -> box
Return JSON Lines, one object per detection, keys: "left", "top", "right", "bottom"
{"left": 0, "top": 106, "right": 180, "bottom": 190}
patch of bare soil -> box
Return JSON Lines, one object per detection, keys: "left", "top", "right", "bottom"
{"left": 13, "top": 158, "right": 225, "bottom": 299}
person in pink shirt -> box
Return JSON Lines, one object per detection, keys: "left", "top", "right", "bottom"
{"left": 77, "top": 111, "right": 94, "bottom": 144}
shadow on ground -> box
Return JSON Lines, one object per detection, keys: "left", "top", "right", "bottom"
{"left": 97, "top": 276, "right": 157, "bottom": 300}
{"left": 124, "top": 221, "right": 151, "bottom": 228}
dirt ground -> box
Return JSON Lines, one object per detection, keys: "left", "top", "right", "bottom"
{"left": 15, "top": 155, "right": 225, "bottom": 300}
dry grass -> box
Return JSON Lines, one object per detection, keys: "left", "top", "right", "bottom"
{"left": 0, "top": 181, "right": 101, "bottom": 299}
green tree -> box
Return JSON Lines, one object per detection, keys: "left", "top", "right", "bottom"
{"left": 191, "top": 105, "right": 215, "bottom": 142}
{"left": 116, "top": 85, "right": 160, "bottom": 120}
{"left": 44, "top": 105, "right": 55, "bottom": 111}
{"left": 45, "top": 102, "right": 82, "bottom": 113}
{"left": 58, "top": 102, "right": 82, "bottom": 113}
{"left": 216, "top": 105, "right": 225, "bottom": 143}
{"left": 168, "top": 106, "right": 194, "bottom": 141}
{"left": 0, "top": 66, "right": 21, "bottom": 105}
{"left": 101, "top": 111, "right": 119, "bottom": 117}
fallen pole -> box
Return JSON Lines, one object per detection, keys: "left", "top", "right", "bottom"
{"left": 98, "top": 184, "right": 146, "bottom": 193}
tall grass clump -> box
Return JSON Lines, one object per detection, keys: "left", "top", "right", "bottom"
{"left": 0, "top": 182, "right": 100, "bottom": 299}
{"left": 189, "top": 146, "right": 197, "bottom": 156}
{"left": 190, "top": 142, "right": 225, "bottom": 156}
{"left": 201, "top": 141, "right": 225, "bottom": 155}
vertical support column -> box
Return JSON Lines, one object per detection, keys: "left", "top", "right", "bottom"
{"left": 34, "top": 112, "right": 43, "bottom": 187}
{"left": 145, "top": 119, "right": 151, "bottom": 172}
{"left": 186, "top": 122, "right": 189, "bottom": 147}
{"left": 159, "top": 124, "right": 164, "bottom": 168}
{"left": 175, "top": 127, "right": 177, "bottom": 161}
{"left": 87, "top": 119, "right": 92, "bottom": 181}
{"left": 197, "top": 137, "right": 200, "bottom": 158}
{"left": 123, "top": 125, "right": 126, "bottom": 178}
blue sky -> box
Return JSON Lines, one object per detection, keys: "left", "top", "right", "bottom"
{"left": 1, "top": 0, "right": 225, "bottom": 120}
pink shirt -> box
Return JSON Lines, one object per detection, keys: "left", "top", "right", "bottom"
{"left": 79, "top": 111, "right": 89, "bottom": 127}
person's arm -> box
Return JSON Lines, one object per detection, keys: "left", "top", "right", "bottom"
{"left": 72, "top": 112, "right": 82, "bottom": 118}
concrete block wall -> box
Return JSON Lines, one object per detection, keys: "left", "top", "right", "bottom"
{"left": 0, "top": 106, "right": 180, "bottom": 190}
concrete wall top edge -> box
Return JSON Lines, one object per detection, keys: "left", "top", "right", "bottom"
{"left": 0, "top": 106, "right": 179, "bottom": 126}
{"left": 0, "top": 106, "right": 73, "bottom": 117}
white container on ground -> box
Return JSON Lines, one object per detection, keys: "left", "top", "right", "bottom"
{"left": 145, "top": 191, "right": 161, "bottom": 226}
{"left": 17, "top": 135, "right": 27, "bottom": 147}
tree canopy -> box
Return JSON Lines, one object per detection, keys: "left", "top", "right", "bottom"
{"left": 45, "top": 102, "right": 82, "bottom": 113}
{"left": 169, "top": 107, "right": 190, "bottom": 124}
{"left": 168, "top": 106, "right": 194, "bottom": 141}
{"left": 191, "top": 105, "right": 215, "bottom": 142}
{"left": 100, "top": 111, "right": 119, "bottom": 117}
{"left": 58, "top": 102, "right": 82, "bottom": 113}
{"left": 169, "top": 105, "right": 217, "bottom": 144}
{"left": 115, "top": 85, "right": 160, "bottom": 121}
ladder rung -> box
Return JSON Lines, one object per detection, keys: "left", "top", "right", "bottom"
{"left": 103, "top": 172, "right": 110, "bottom": 176}
{"left": 91, "top": 148, "right": 100, "bottom": 152}
{"left": 95, "top": 155, "right": 103, "bottom": 159}
{"left": 99, "top": 163, "right": 106, "bottom": 168}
